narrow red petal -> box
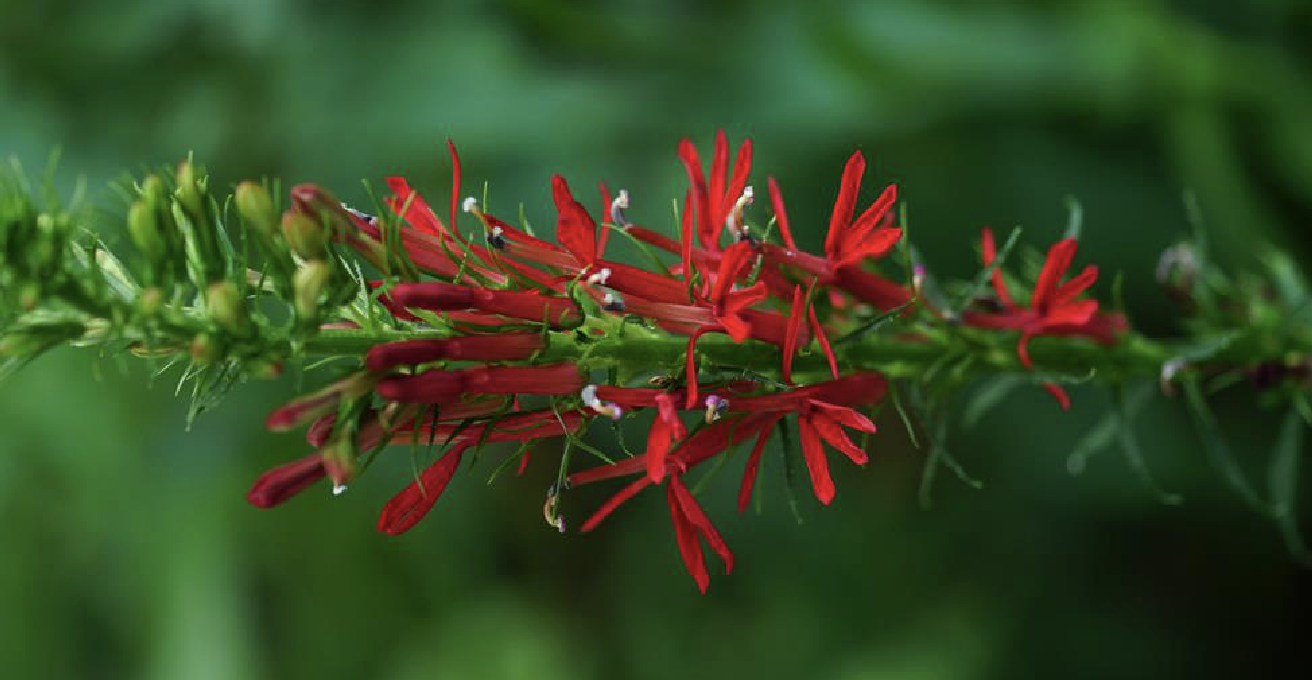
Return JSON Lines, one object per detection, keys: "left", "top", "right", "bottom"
{"left": 377, "top": 444, "right": 467, "bottom": 535}
{"left": 668, "top": 483, "right": 710, "bottom": 593}
{"left": 709, "top": 130, "right": 729, "bottom": 234}
{"left": 678, "top": 139, "right": 713, "bottom": 250}
{"left": 782, "top": 285, "right": 804, "bottom": 384}
{"left": 581, "top": 476, "right": 652, "bottom": 532}
{"left": 737, "top": 427, "right": 774, "bottom": 511}
{"left": 1032, "top": 238, "right": 1078, "bottom": 310}
{"left": 447, "top": 139, "right": 462, "bottom": 240}
{"left": 825, "top": 151, "right": 865, "bottom": 260}
{"left": 799, "top": 416, "right": 836, "bottom": 505}
{"left": 981, "top": 228, "right": 1015, "bottom": 308}
{"left": 670, "top": 476, "right": 733, "bottom": 574}
{"left": 1052, "top": 264, "right": 1098, "bottom": 306}
{"left": 723, "top": 137, "right": 753, "bottom": 232}
{"left": 598, "top": 180, "right": 612, "bottom": 259}
{"left": 1042, "top": 382, "right": 1072, "bottom": 411}
{"left": 768, "top": 177, "right": 799, "bottom": 251}
{"left": 806, "top": 287, "right": 840, "bottom": 379}
{"left": 810, "top": 411, "right": 869, "bottom": 465}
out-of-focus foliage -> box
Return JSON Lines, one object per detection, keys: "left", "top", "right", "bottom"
{"left": 1, "top": 0, "right": 1310, "bottom": 678}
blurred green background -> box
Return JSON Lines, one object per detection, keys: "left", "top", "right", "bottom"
{"left": 3, "top": 0, "right": 1312, "bottom": 678}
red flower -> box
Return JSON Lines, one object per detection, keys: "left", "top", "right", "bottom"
{"left": 962, "top": 230, "right": 1127, "bottom": 409}
{"left": 551, "top": 174, "right": 598, "bottom": 271}
{"left": 646, "top": 393, "right": 686, "bottom": 483}
{"left": 764, "top": 153, "right": 911, "bottom": 310}
{"left": 678, "top": 130, "right": 753, "bottom": 250}
{"left": 377, "top": 443, "right": 468, "bottom": 535}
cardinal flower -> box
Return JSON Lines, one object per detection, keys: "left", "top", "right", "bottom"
{"left": 963, "top": 229, "right": 1127, "bottom": 408}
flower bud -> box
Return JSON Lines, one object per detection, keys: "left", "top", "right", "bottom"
{"left": 191, "top": 332, "right": 222, "bottom": 365}
{"left": 174, "top": 161, "right": 207, "bottom": 219}
{"left": 321, "top": 436, "right": 358, "bottom": 492}
{"left": 207, "top": 281, "right": 252, "bottom": 337}
{"left": 294, "top": 260, "right": 332, "bottom": 321}
{"left": 235, "top": 182, "right": 279, "bottom": 239}
{"left": 282, "top": 211, "right": 328, "bottom": 260}
{"left": 127, "top": 200, "right": 166, "bottom": 262}
{"left": 137, "top": 287, "right": 164, "bottom": 316}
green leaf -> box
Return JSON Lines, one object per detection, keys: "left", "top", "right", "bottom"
{"left": 1181, "top": 378, "right": 1271, "bottom": 514}
{"left": 963, "top": 375, "right": 1025, "bottom": 430}
{"left": 1269, "top": 401, "right": 1312, "bottom": 566}
{"left": 1111, "top": 385, "right": 1181, "bottom": 505}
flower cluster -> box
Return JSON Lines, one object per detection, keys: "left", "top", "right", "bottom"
{"left": 245, "top": 132, "right": 1122, "bottom": 591}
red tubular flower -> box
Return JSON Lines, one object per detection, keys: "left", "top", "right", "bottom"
{"left": 795, "top": 400, "right": 875, "bottom": 505}
{"left": 390, "top": 281, "right": 582, "bottom": 329}
{"left": 246, "top": 453, "right": 326, "bottom": 508}
{"left": 708, "top": 241, "right": 768, "bottom": 341}
{"left": 962, "top": 229, "right": 1127, "bottom": 409}
{"left": 377, "top": 363, "right": 582, "bottom": 403}
{"left": 364, "top": 333, "right": 544, "bottom": 373}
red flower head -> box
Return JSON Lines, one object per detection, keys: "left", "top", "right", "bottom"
{"left": 963, "top": 229, "right": 1128, "bottom": 409}
{"left": 678, "top": 130, "right": 753, "bottom": 250}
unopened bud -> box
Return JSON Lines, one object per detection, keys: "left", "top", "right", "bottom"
{"left": 234, "top": 182, "right": 279, "bottom": 239}
{"left": 282, "top": 211, "right": 328, "bottom": 259}
{"left": 137, "top": 288, "right": 164, "bottom": 316}
{"left": 128, "top": 200, "right": 166, "bottom": 262}
{"left": 174, "top": 161, "right": 207, "bottom": 219}
{"left": 207, "top": 281, "right": 252, "bottom": 337}
{"left": 294, "top": 260, "right": 333, "bottom": 321}
{"left": 190, "top": 332, "right": 222, "bottom": 365}
{"left": 247, "top": 358, "right": 283, "bottom": 380}
{"left": 19, "top": 282, "right": 40, "bottom": 311}
{"left": 322, "top": 436, "right": 357, "bottom": 489}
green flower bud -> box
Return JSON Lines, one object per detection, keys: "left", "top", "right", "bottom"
{"left": 235, "top": 182, "right": 278, "bottom": 239}
{"left": 190, "top": 332, "right": 222, "bottom": 365}
{"left": 294, "top": 260, "right": 332, "bottom": 322}
{"left": 137, "top": 287, "right": 164, "bottom": 316}
{"left": 128, "top": 200, "right": 166, "bottom": 262}
{"left": 282, "top": 211, "right": 328, "bottom": 260}
{"left": 321, "top": 435, "right": 358, "bottom": 492}
{"left": 174, "top": 161, "right": 207, "bottom": 219}
{"left": 207, "top": 281, "right": 253, "bottom": 337}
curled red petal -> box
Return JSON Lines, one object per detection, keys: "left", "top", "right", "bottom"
{"left": 737, "top": 426, "right": 775, "bottom": 512}
{"left": 668, "top": 482, "right": 710, "bottom": 593}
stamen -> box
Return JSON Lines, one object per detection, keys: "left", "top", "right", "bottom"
{"left": 610, "top": 189, "right": 631, "bottom": 228}
{"left": 332, "top": 483, "right": 348, "bottom": 496}
{"left": 341, "top": 203, "right": 378, "bottom": 226}
{"left": 726, "top": 185, "right": 754, "bottom": 241}
{"left": 586, "top": 267, "right": 612, "bottom": 286}
{"left": 581, "top": 384, "right": 600, "bottom": 408}
{"left": 703, "top": 395, "right": 729, "bottom": 424}
{"left": 602, "top": 291, "right": 625, "bottom": 312}
{"left": 461, "top": 196, "right": 480, "bottom": 214}
{"left": 487, "top": 226, "right": 506, "bottom": 250}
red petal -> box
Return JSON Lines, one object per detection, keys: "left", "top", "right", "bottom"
{"left": 678, "top": 139, "right": 713, "bottom": 250}
{"left": 1031, "top": 238, "right": 1078, "bottom": 310}
{"left": 551, "top": 174, "right": 597, "bottom": 267}
{"left": 681, "top": 188, "right": 695, "bottom": 295}
{"left": 709, "top": 130, "right": 728, "bottom": 235}
{"left": 825, "top": 151, "right": 865, "bottom": 260}
{"left": 580, "top": 476, "right": 652, "bottom": 532}
{"left": 806, "top": 286, "right": 840, "bottom": 380}
{"left": 810, "top": 410, "right": 869, "bottom": 465}
{"left": 447, "top": 139, "right": 462, "bottom": 241}
{"left": 798, "top": 416, "right": 836, "bottom": 505}
{"left": 737, "top": 426, "right": 775, "bottom": 511}
{"left": 377, "top": 445, "right": 467, "bottom": 535}
{"left": 598, "top": 180, "right": 612, "bottom": 259}
{"left": 668, "top": 484, "right": 709, "bottom": 593}
{"left": 669, "top": 476, "right": 733, "bottom": 575}
{"left": 723, "top": 137, "right": 753, "bottom": 232}
{"left": 768, "top": 177, "right": 799, "bottom": 251}
{"left": 1042, "top": 299, "right": 1099, "bottom": 328}
{"left": 834, "top": 227, "right": 902, "bottom": 269}
{"left": 782, "top": 285, "right": 805, "bottom": 384}
{"left": 387, "top": 177, "right": 445, "bottom": 237}
{"left": 1052, "top": 264, "right": 1098, "bottom": 306}
{"left": 981, "top": 228, "right": 1015, "bottom": 308}
{"left": 684, "top": 325, "right": 719, "bottom": 409}
{"left": 1042, "top": 382, "right": 1072, "bottom": 410}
